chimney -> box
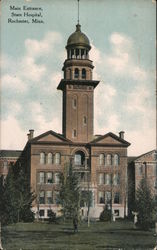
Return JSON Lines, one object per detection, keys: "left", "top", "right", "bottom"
{"left": 29, "top": 129, "right": 34, "bottom": 139}
{"left": 119, "top": 131, "right": 125, "bottom": 139}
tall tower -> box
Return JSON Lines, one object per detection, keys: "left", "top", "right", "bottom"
{"left": 57, "top": 23, "right": 99, "bottom": 142}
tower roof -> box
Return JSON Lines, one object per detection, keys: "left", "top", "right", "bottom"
{"left": 66, "top": 24, "right": 91, "bottom": 49}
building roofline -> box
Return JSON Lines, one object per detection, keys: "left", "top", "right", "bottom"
{"left": 89, "top": 132, "right": 130, "bottom": 146}
{"left": 134, "top": 149, "right": 156, "bottom": 161}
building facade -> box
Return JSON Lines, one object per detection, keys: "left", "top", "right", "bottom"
{"left": 0, "top": 150, "right": 22, "bottom": 178}
{"left": 134, "top": 150, "right": 157, "bottom": 197}
{"left": 20, "top": 23, "right": 130, "bottom": 219}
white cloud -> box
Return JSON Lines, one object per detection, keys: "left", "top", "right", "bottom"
{"left": 0, "top": 116, "right": 26, "bottom": 150}
{"left": 49, "top": 72, "right": 62, "bottom": 88}
{"left": 110, "top": 32, "right": 132, "bottom": 53}
{"left": 125, "top": 85, "right": 151, "bottom": 113}
{"left": 97, "top": 32, "right": 148, "bottom": 81}
{"left": 126, "top": 127, "right": 156, "bottom": 156}
{"left": 90, "top": 44, "right": 102, "bottom": 64}
{"left": 20, "top": 56, "right": 46, "bottom": 82}
{"left": 1, "top": 74, "right": 27, "bottom": 92}
{"left": 25, "top": 32, "right": 62, "bottom": 58}
{"left": 95, "top": 82, "right": 116, "bottom": 109}
{"left": 28, "top": 101, "right": 61, "bottom": 134}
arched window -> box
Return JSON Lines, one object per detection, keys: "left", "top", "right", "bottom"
{"left": 74, "top": 68, "right": 79, "bottom": 78}
{"left": 40, "top": 152, "right": 45, "bottom": 164}
{"left": 114, "top": 154, "right": 119, "bottom": 166}
{"left": 74, "top": 151, "right": 85, "bottom": 166}
{"left": 106, "top": 154, "right": 112, "bottom": 165}
{"left": 55, "top": 153, "right": 61, "bottom": 165}
{"left": 48, "top": 153, "right": 53, "bottom": 164}
{"left": 99, "top": 154, "right": 104, "bottom": 165}
{"left": 82, "top": 68, "right": 86, "bottom": 79}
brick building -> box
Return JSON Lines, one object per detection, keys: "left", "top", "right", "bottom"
{"left": 134, "top": 150, "right": 157, "bottom": 196}
{"left": 19, "top": 22, "right": 130, "bottom": 219}
{"left": 0, "top": 150, "right": 22, "bottom": 178}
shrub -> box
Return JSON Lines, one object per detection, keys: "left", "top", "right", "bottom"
{"left": 48, "top": 210, "right": 57, "bottom": 223}
{"left": 99, "top": 206, "right": 111, "bottom": 222}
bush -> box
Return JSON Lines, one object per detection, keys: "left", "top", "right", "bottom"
{"left": 48, "top": 210, "right": 57, "bottom": 223}
{"left": 99, "top": 206, "right": 111, "bottom": 222}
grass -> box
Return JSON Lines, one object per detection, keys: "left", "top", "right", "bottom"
{"left": 1, "top": 220, "right": 156, "bottom": 250}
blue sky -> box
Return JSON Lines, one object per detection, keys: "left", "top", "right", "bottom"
{"left": 0, "top": 0, "right": 156, "bottom": 156}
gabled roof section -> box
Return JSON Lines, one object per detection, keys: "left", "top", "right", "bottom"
{"left": 89, "top": 132, "right": 130, "bottom": 147}
{"left": 135, "top": 149, "right": 157, "bottom": 162}
{"left": 29, "top": 130, "right": 72, "bottom": 144}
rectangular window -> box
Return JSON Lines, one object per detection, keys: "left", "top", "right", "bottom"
{"left": 46, "top": 172, "right": 53, "bottom": 184}
{"left": 39, "top": 191, "right": 45, "bottom": 204}
{"left": 83, "top": 116, "right": 87, "bottom": 125}
{"left": 98, "top": 173, "right": 104, "bottom": 185}
{"left": 39, "top": 209, "right": 45, "bottom": 217}
{"left": 113, "top": 173, "right": 120, "bottom": 185}
{"left": 54, "top": 173, "right": 60, "bottom": 184}
{"left": 39, "top": 172, "right": 45, "bottom": 184}
{"left": 105, "top": 174, "right": 111, "bottom": 185}
{"left": 98, "top": 191, "right": 104, "bottom": 204}
{"left": 72, "top": 129, "right": 77, "bottom": 138}
{"left": 114, "top": 192, "right": 120, "bottom": 204}
{"left": 72, "top": 98, "right": 77, "bottom": 109}
{"left": 46, "top": 191, "right": 53, "bottom": 204}
{"left": 55, "top": 153, "right": 61, "bottom": 165}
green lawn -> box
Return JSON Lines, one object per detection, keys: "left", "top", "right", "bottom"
{"left": 2, "top": 220, "right": 156, "bottom": 250}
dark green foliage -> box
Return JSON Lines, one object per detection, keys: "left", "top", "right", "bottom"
{"left": 48, "top": 210, "right": 57, "bottom": 223}
{"left": 59, "top": 164, "right": 80, "bottom": 220}
{"left": 0, "top": 162, "right": 35, "bottom": 225}
{"left": 99, "top": 206, "right": 111, "bottom": 222}
{"left": 135, "top": 178, "right": 155, "bottom": 230}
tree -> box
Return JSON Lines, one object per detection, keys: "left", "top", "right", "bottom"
{"left": 0, "top": 162, "right": 35, "bottom": 225}
{"left": 59, "top": 164, "right": 80, "bottom": 222}
{"left": 80, "top": 182, "right": 92, "bottom": 227}
{"left": 135, "top": 178, "right": 155, "bottom": 230}
{"left": 48, "top": 209, "right": 57, "bottom": 223}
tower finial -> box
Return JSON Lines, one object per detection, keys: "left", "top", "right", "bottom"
{"left": 77, "top": 0, "right": 80, "bottom": 24}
